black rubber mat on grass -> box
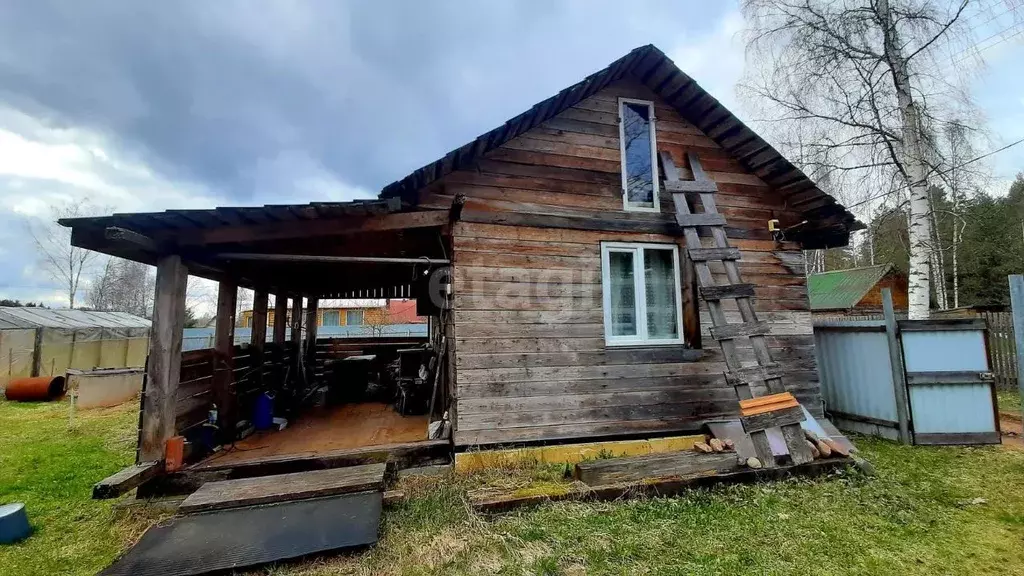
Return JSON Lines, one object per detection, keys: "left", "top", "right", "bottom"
{"left": 100, "top": 491, "right": 381, "bottom": 576}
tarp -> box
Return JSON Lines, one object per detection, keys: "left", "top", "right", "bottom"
{"left": 0, "top": 309, "right": 151, "bottom": 390}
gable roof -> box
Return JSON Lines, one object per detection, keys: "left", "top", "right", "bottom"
{"left": 381, "top": 44, "right": 862, "bottom": 248}
{"left": 808, "top": 264, "right": 898, "bottom": 311}
{"left": 0, "top": 307, "right": 151, "bottom": 330}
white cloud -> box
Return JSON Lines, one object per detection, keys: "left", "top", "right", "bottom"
{"left": 0, "top": 106, "right": 221, "bottom": 218}
{"left": 244, "top": 149, "right": 372, "bottom": 204}
{"left": 667, "top": 9, "right": 746, "bottom": 116}
{"left": 0, "top": 102, "right": 374, "bottom": 309}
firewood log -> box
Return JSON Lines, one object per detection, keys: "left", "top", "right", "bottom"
{"left": 806, "top": 439, "right": 820, "bottom": 459}
{"left": 822, "top": 438, "right": 850, "bottom": 457}
{"left": 816, "top": 440, "right": 832, "bottom": 458}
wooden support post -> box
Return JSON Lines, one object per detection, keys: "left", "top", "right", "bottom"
{"left": 882, "top": 288, "right": 912, "bottom": 444}
{"left": 251, "top": 291, "right": 268, "bottom": 348}
{"left": 30, "top": 328, "right": 42, "bottom": 377}
{"left": 272, "top": 295, "right": 288, "bottom": 344}
{"left": 305, "top": 297, "right": 319, "bottom": 384}
{"left": 213, "top": 281, "right": 238, "bottom": 444}
{"left": 1009, "top": 275, "right": 1024, "bottom": 424}
{"left": 251, "top": 290, "right": 268, "bottom": 393}
{"left": 291, "top": 297, "right": 303, "bottom": 386}
{"left": 140, "top": 255, "right": 188, "bottom": 462}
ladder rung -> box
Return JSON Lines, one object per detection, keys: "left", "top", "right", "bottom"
{"left": 724, "top": 363, "right": 782, "bottom": 387}
{"left": 710, "top": 322, "right": 771, "bottom": 340}
{"left": 675, "top": 213, "right": 726, "bottom": 228}
{"left": 666, "top": 179, "right": 718, "bottom": 193}
{"left": 700, "top": 283, "right": 756, "bottom": 301}
{"left": 741, "top": 405, "right": 805, "bottom": 434}
{"left": 688, "top": 247, "right": 741, "bottom": 262}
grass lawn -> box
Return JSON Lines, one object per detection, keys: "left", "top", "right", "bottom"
{"left": 2, "top": 399, "right": 1024, "bottom": 575}
{"left": 0, "top": 398, "right": 160, "bottom": 576}
{"left": 997, "top": 389, "right": 1022, "bottom": 415}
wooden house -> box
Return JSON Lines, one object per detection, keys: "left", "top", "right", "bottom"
{"left": 238, "top": 299, "right": 425, "bottom": 329}
{"left": 808, "top": 264, "right": 908, "bottom": 318}
{"left": 61, "top": 45, "right": 859, "bottom": 480}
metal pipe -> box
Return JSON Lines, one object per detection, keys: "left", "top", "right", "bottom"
{"left": 214, "top": 253, "right": 451, "bottom": 265}
{"left": 5, "top": 376, "right": 67, "bottom": 402}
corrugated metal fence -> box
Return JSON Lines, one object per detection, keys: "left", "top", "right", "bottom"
{"left": 181, "top": 324, "right": 429, "bottom": 352}
{"left": 814, "top": 296, "right": 1000, "bottom": 445}
{"left": 814, "top": 321, "right": 900, "bottom": 440}
{"left": 819, "top": 309, "right": 1019, "bottom": 390}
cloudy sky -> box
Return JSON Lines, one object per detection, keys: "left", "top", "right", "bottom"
{"left": 0, "top": 0, "right": 1021, "bottom": 308}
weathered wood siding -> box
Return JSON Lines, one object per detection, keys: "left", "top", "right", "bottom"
{"left": 420, "top": 80, "right": 819, "bottom": 447}
{"left": 855, "top": 271, "right": 909, "bottom": 311}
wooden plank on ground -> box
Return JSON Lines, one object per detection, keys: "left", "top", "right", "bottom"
{"left": 179, "top": 463, "right": 386, "bottom": 514}
{"left": 93, "top": 462, "right": 163, "bottom": 499}
{"left": 574, "top": 450, "right": 740, "bottom": 486}
{"left": 472, "top": 458, "right": 852, "bottom": 513}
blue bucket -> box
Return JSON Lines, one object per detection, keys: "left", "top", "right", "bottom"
{"left": 0, "top": 503, "right": 30, "bottom": 544}
{"left": 254, "top": 392, "right": 275, "bottom": 431}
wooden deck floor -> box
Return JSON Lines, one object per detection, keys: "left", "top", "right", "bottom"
{"left": 197, "top": 402, "right": 429, "bottom": 468}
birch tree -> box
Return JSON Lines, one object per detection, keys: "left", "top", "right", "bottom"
{"left": 740, "top": 0, "right": 1010, "bottom": 318}
{"left": 27, "top": 199, "right": 107, "bottom": 308}
{"left": 86, "top": 257, "right": 155, "bottom": 317}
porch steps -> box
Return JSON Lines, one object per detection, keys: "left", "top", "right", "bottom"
{"left": 661, "top": 151, "right": 814, "bottom": 468}
{"left": 100, "top": 464, "right": 386, "bottom": 576}
{"left": 178, "top": 462, "right": 386, "bottom": 514}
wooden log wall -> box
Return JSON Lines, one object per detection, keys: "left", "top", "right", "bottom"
{"left": 171, "top": 342, "right": 297, "bottom": 438}
{"left": 416, "top": 80, "right": 821, "bottom": 447}
{"left": 312, "top": 336, "right": 430, "bottom": 379}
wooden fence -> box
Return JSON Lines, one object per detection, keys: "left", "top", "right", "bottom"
{"left": 981, "top": 312, "right": 1019, "bottom": 390}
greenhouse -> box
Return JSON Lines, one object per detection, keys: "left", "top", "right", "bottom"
{"left": 0, "top": 307, "right": 150, "bottom": 390}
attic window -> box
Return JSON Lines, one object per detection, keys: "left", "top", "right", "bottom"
{"left": 618, "top": 98, "right": 659, "bottom": 212}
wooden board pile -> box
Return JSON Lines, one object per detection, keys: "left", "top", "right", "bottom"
{"left": 692, "top": 426, "right": 852, "bottom": 470}
{"left": 467, "top": 424, "right": 858, "bottom": 513}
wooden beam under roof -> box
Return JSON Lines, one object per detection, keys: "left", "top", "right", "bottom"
{"left": 171, "top": 210, "right": 451, "bottom": 246}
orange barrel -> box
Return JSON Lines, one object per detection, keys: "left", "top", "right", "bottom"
{"left": 4, "top": 376, "right": 66, "bottom": 401}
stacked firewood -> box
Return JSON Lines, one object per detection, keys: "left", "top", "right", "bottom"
{"left": 692, "top": 437, "right": 734, "bottom": 455}
{"left": 694, "top": 429, "right": 854, "bottom": 470}
{"left": 802, "top": 429, "right": 851, "bottom": 459}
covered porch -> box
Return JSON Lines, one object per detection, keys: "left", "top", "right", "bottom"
{"left": 61, "top": 197, "right": 460, "bottom": 482}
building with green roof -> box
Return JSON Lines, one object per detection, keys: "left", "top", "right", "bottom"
{"left": 808, "top": 264, "right": 908, "bottom": 314}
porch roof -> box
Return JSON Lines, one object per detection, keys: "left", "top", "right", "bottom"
{"left": 58, "top": 197, "right": 454, "bottom": 298}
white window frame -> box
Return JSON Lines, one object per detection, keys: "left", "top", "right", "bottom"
{"left": 618, "top": 98, "right": 660, "bottom": 213}
{"left": 601, "top": 242, "right": 684, "bottom": 346}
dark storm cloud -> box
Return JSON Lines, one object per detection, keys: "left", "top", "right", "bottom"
{"left": 0, "top": 1, "right": 727, "bottom": 202}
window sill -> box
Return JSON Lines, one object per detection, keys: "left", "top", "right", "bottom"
{"left": 622, "top": 205, "right": 660, "bottom": 213}
{"left": 603, "top": 344, "right": 703, "bottom": 362}
{"left": 605, "top": 339, "right": 686, "bottom": 347}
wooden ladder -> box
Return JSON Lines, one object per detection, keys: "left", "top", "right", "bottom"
{"left": 660, "top": 151, "right": 813, "bottom": 468}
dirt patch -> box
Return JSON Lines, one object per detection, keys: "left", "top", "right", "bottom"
{"left": 999, "top": 411, "right": 1023, "bottom": 450}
